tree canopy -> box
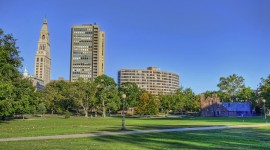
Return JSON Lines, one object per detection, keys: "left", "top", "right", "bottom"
{"left": 95, "top": 75, "right": 119, "bottom": 117}
{"left": 217, "top": 74, "right": 245, "bottom": 101}
{"left": 0, "top": 28, "right": 36, "bottom": 119}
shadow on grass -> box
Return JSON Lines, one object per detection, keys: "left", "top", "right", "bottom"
{"left": 89, "top": 124, "right": 221, "bottom": 134}
{"left": 125, "top": 124, "right": 219, "bottom": 131}
{"left": 0, "top": 121, "right": 9, "bottom": 124}
{"left": 89, "top": 127, "right": 270, "bottom": 149}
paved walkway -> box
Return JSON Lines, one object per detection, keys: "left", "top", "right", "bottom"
{"left": 0, "top": 123, "right": 269, "bottom": 142}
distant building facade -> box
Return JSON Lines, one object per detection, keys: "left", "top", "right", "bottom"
{"left": 70, "top": 23, "right": 105, "bottom": 82}
{"left": 118, "top": 67, "right": 179, "bottom": 95}
{"left": 200, "top": 94, "right": 253, "bottom": 117}
{"left": 23, "top": 68, "right": 45, "bottom": 90}
{"left": 34, "top": 18, "right": 51, "bottom": 85}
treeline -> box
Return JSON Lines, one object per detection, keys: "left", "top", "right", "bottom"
{"left": 38, "top": 79, "right": 199, "bottom": 117}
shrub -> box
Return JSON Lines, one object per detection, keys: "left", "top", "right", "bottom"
{"left": 64, "top": 110, "right": 71, "bottom": 119}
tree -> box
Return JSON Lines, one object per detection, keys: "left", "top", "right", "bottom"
{"left": 217, "top": 74, "right": 245, "bottom": 101}
{"left": 85, "top": 81, "right": 98, "bottom": 118}
{"left": 37, "top": 103, "right": 46, "bottom": 117}
{"left": 0, "top": 82, "right": 15, "bottom": 119}
{"left": 236, "top": 87, "right": 255, "bottom": 102}
{"left": 172, "top": 88, "right": 185, "bottom": 113}
{"left": 0, "top": 28, "right": 37, "bottom": 119}
{"left": 119, "top": 82, "right": 142, "bottom": 109}
{"left": 159, "top": 94, "right": 173, "bottom": 117}
{"left": 40, "top": 81, "right": 61, "bottom": 114}
{"left": 182, "top": 88, "right": 199, "bottom": 112}
{"left": 95, "top": 75, "right": 119, "bottom": 118}
{"left": 40, "top": 80, "right": 77, "bottom": 114}
{"left": 0, "top": 28, "right": 23, "bottom": 82}
{"left": 136, "top": 92, "right": 149, "bottom": 116}
{"left": 13, "top": 78, "right": 37, "bottom": 119}
{"left": 136, "top": 92, "right": 159, "bottom": 116}
{"left": 72, "top": 78, "right": 97, "bottom": 117}
{"left": 259, "top": 75, "right": 270, "bottom": 109}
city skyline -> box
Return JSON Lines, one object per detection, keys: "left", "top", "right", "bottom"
{"left": 1, "top": 0, "right": 270, "bottom": 94}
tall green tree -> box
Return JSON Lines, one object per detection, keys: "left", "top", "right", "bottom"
{"left": 136, "top": 92, "right": 159, "bottom": 115}
{"left": 72, "top": 78, "right": 97, "bottom": 117}
{"left": 40, "top": 80, "right": 76, "bottom": 114}
{"left": 0, "top": 28, "right": 23, "bottom": 81}
{"left": 40, "top": 81, "right": 61, "bottom": 114}
{"left": 259, "top": 75, "right": 270, "bottom": 109}
{"left": 159, "top": 94, "right": 174, "bottom": 117}
{"left": 37, "top": 103, "right": 46, "bottom": 117}
{"left": 182, "top": 88, "right": 199, "bottom": 112}
{"left": 0, "top": 81, "right": 15, "bottom": 118}
{"left": 95, "top": 75, "right": 119, "bottom": 118}
{"left": 236, "top": 87, "right": 255, "bottom": 102}
{"left": 85, "top": 81, "right": 98, "bottom": 118}
{"left": 13, "top": 78, "right": 37, "bottom": 118}
{"left": 217, "top": 74, "right": 245, "bottom": 101}
{"left": 0, "top": 28, "right": 37, "bottom": 119}
{"left": 172, "top": 88, "right": 185, "bottom": 113}
{"left": 119, "top": 82, "right": 142, "bottom": 108}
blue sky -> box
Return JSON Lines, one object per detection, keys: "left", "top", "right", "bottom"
{"left": 1, "top": 0, "right": 270, "bottom": 94}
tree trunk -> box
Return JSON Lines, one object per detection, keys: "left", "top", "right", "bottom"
{"left": 102, "top": 99, "right": 106, "bottom": 118}
{"left": 90, "top": 108, "right": 93, "bottom": 118}
{"left": 84, "top": 110, "right": 88, "bottom": 117}
{"left": 83, "top": 105, "right": 88, "bottom": 117}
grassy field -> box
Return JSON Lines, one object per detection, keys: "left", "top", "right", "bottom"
{"left": 0, "top": 115, "right": 267, "bottom": 138}
{"left": 1, "top": 126, "right": 270, "bottom": 150}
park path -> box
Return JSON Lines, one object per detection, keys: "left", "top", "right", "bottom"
{"left": 0, "top": 123, "right": 269, "bottom": 142}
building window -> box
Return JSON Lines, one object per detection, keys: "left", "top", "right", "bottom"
{"left": 42, "top": 35, "right": 45, "bottom": 39}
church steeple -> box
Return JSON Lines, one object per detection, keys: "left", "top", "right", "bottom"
{"left": 23, "top": 67, "right": 29, "bottom": 78}
{"left": 41, "top": 18, "right": 48, "bottom": 31}
{"left": 34, "top": 18, "right": 51, "bottom": 85}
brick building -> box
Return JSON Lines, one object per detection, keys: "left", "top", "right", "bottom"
{"left": 200, "top": 94, "right": 253, "bottom": 117}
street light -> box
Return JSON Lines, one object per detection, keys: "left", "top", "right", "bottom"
{"left": 121, "top": 94, "right": 126, "bottom": 130}
{"left": 262, "top": 99, "right": 267, "bottom": 122}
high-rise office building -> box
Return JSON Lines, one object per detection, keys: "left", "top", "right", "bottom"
{"left": 118, "top": 67, "right": 179, "bottom": 95}
{"left": 70, "top": 23, "right": 105, "bottom": 81}
{"left": 34, "top": 18, "right": 51, "bottom": 85}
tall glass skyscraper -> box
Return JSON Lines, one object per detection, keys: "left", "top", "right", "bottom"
{"left": 70, "top": 24, "right": 105, "bottom": 81}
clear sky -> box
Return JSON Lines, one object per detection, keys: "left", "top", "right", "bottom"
{"left": 1, "top": 0, "right": 270, "bottom": 94}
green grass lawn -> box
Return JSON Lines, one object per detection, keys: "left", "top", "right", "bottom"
{"left": 0, "top": 115, "right": 267, "bottom": 138}
{"left": 1, "top": 126, "right": 270, "bottom": 150}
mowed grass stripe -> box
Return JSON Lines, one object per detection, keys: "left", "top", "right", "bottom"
{"left": 0, "top": 115, "right": 267, "bottom": 138}
{"left": 1, "top": 127, "right": 270, "bottom": 150}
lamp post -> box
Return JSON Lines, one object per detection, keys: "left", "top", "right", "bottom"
{"left": 262, "top": 99, "right": 267, "bottom": 122}
{"left": 121, "top": 94, "right": 126, "bottom": 130}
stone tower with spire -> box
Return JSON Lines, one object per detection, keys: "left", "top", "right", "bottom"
{"left": 34, "top": 18, "right": 51, "bottom": 85}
